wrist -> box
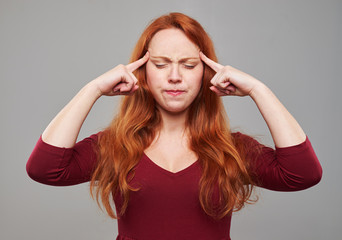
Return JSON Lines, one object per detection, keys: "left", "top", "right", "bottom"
{"left": 87, "top": 79, "right": 103, "bottom": 99}
{"left": 249, "top": 81, "right": 269, "bottom": 101}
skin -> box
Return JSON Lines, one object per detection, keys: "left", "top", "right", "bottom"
{"left": 199, "top": 52, "right": 306, "bottom": 147}
{"left": 145, "top": 28, "right": 204, "bottom": 115}
{"left": 41, "top": 52, "right": 150, "bottom": 147}
{"left": 144, "top": 28, "right": 204, "bottom": 172}
{"left": 42, "top": 27, "right": 306, "bottom": 173}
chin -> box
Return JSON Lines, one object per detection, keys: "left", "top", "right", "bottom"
{"left": 158, "top": 104, "right": 190, "bottom": 115}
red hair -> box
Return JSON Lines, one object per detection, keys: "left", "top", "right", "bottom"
{"left": 90, "top": 12, "right": 256, "bottom": 220}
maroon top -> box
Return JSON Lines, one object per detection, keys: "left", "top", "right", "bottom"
{"left": 26, "top": 132, "right": 322, "bottom": 240}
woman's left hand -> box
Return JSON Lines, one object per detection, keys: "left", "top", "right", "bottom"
{"left": 200, "top": 52, "right": 261, "bottom": 97}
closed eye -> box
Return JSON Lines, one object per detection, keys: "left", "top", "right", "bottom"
{"left": 155, "top": 63, "right": 167, "bottom": 69}
{"left": 183, "top": 64, "right": 196, "bottom": 69}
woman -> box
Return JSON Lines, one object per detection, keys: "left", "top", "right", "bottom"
{"left": 26, "top": 12, "right": 322, "bottom": 240}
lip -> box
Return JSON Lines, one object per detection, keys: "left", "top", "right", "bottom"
{"left": 165, "top": 89, "right": 186, "bottom": 96}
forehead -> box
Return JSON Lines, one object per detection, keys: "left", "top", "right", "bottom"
{"left": 148, "top": 28, "right": 199, "bottom": 58}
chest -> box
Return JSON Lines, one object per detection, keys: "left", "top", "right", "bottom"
{"left": 114, "top": 154, "right": 232, "bottom": 239}
{"left": 144, "top": 137, "right": 198, "bottom": 173}
{"left": 114, "top": 154, "right": 202, "bottom": 213}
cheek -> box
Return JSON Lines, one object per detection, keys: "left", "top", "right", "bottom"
{"left": 191, "top": 67, "right": 204, "bottom": 91}
{"left": 145, "top": 61, "right": 153, "bottom": 80}
{"left": 146, "top": 62, "right": 157, "bottom": 87}
{"left": 146, "top": 63, "right": 164, "bottom": 96}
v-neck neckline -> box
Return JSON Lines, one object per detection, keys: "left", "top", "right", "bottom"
{"left": 142, "top": 152, "right": 199, "bottom": 177}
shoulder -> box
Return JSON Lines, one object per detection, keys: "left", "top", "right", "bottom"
{"left": 71, "top": 131, "right": 103, "bottom": 155}
{"left": 231, "top": 131, "right": 270, "bottom": 167}
{"left": 231, "top": 131, "right": 263, "bottom": 148}
{"left": 75, "top": 132, "right": 100, "bottom": 145}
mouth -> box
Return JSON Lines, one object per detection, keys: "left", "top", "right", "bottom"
{"left": 165, "top": 90, "right": 186, "bottom": 96}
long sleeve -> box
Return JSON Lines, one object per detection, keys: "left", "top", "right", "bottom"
{"left": 233, "top": 132, "right": 323, "bottom": 191}
{"left": 26, "top": 133, "right": 99, "bottom": 186}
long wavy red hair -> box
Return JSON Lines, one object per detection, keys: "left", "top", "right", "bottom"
{"left": 90, "top": 12, "right": 257, "bottom": 220}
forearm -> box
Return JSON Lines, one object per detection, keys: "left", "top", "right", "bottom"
{"left": 249, "top": 82, "right": 306, "bottom": 148}
{"left": 42, "top": 80, "right": 102, "bottom": 148}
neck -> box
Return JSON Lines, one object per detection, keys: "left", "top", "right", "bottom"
{"left": 158, "top": 108, "right": 188, "bottom": 137}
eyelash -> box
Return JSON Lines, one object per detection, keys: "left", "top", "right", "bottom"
{"left": 184, "top": 64, "right": 195, "bottom": 69}
{"left": 154, "top": 64, "right": 196, "bottom": 69}
{"left": 155, "top": 64, "right": 167, "bottom": 69}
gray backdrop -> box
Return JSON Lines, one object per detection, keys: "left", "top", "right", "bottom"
{"left": 1, "top": 0, "right": 341, "bottom": 239}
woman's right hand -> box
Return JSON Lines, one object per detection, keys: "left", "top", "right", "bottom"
{"left": 93, "top": 52, "right": 149, "bottom": 96}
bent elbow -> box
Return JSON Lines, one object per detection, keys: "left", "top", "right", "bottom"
{"left": 26, "top": 157, "right": 55, "bottom": 185}
{"left": 26, "top": 160, "right": 43, "bottom": 183}
{"left": 300, "top": 164, "right": 323, "bottom": 190}
{"left": 308, "top": 165, "right": 323, "bottom": 187}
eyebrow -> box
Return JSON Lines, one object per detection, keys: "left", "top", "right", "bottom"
{"left": 150, "top": 56, "right": 200, "bottom": 62}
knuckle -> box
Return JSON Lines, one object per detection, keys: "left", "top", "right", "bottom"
{"left": 117, "top": 64, "right": 125, "bottom": 69}
{"left": 222, "top": 66, "right": 230, "bottom": 72}
{"left": 222, "top": 67, "right": 232, "bottom": 76}
{"left": 116, "top": 64, "right": 126, "bottom": 73}
{"left": 127, "top": 81, "right": 134, "bottom": 87}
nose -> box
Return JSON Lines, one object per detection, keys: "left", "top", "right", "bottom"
{"left": 168, "top": 64, "right": 182, "bottom": 83}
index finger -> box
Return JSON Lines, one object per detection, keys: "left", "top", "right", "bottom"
{"left": 126, "top": 51, "right": 150, "bottom": 72}
{"left": 199, "top": 52, "right": 223, "bottom": 72}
